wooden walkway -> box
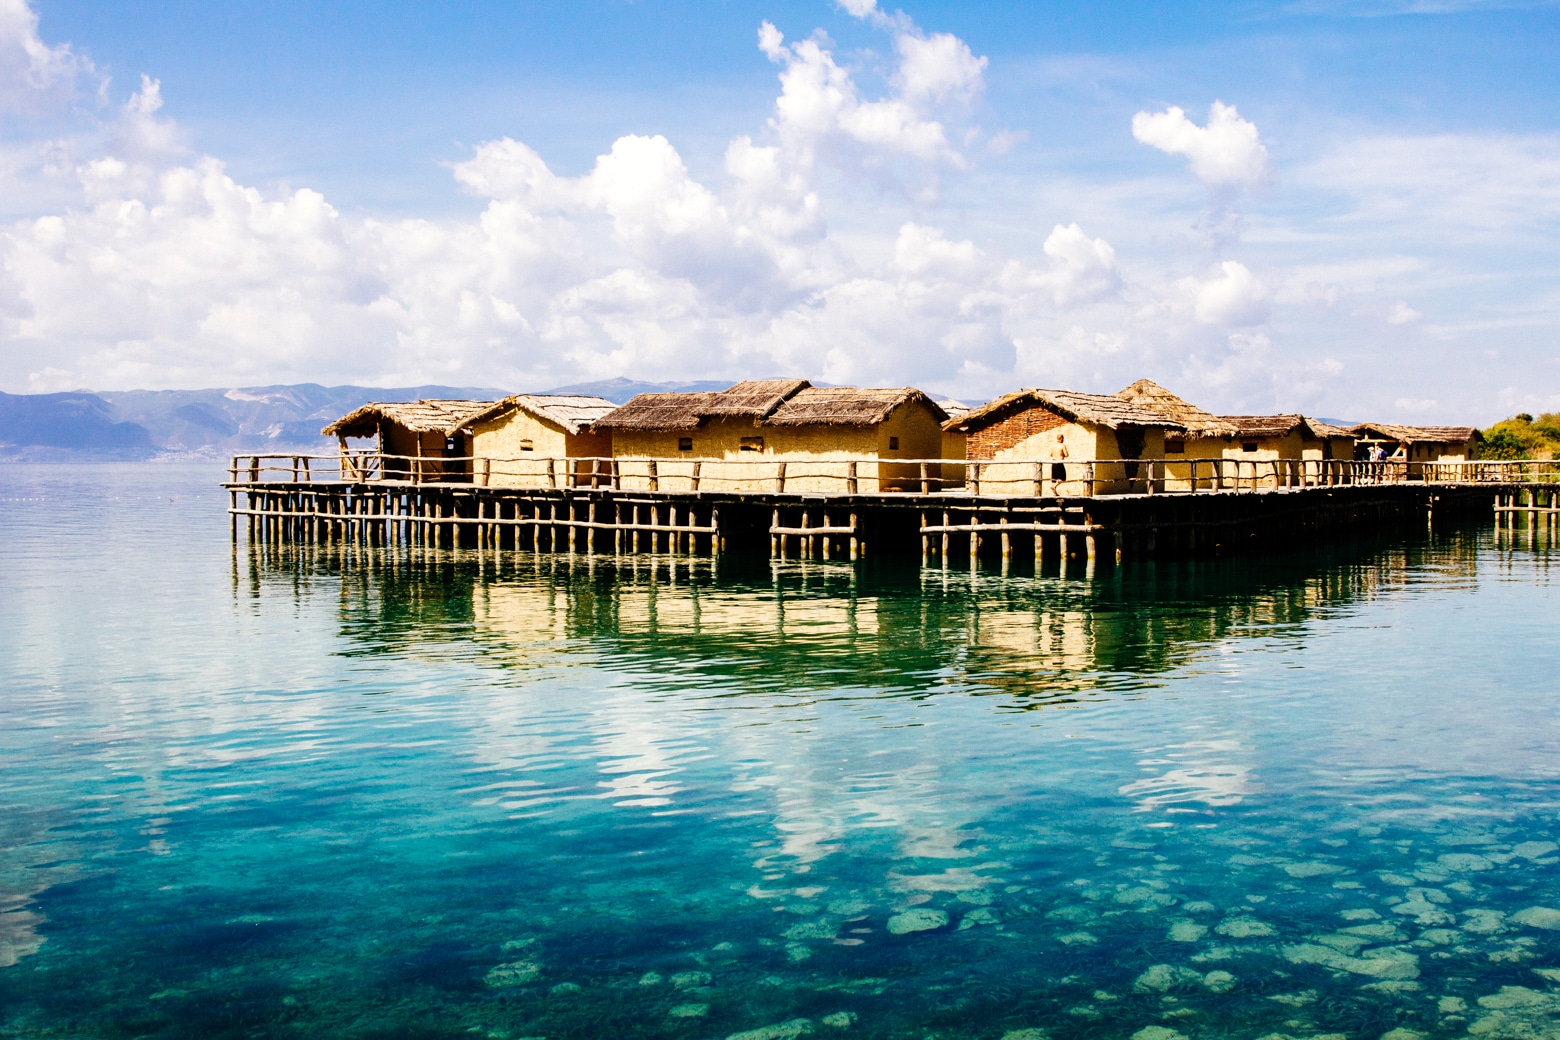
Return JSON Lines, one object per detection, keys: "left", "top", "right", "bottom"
{"left": 224, "top": 453, "right": 1556, "bottom": 563}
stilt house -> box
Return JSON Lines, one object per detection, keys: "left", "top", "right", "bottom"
{"left": 454, "top": 394, "right": 617, "bottom": 487}
{"left": 321, "top": 399, "right": 497, "bottom": 481}
{"left": 942, "top": 388, "right": 1183, "bottom": 495}
{"left": 593, "top": 379, "right": 948, "bottom": 492}
{"left": 1349, "top": 424, "right": 1479, "bottom": 462}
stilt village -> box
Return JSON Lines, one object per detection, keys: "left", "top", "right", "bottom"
{"left": 227, "top": 377, "right": 1559, "bottom": 565}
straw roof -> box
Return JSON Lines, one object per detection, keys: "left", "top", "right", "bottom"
{"left": 765, "top": 387, "right": 947, "bottom": 427}
{"left": 322, "top": 399, "right": 497, "bottom": 438}
{"left": 1352, "top": 422, "right": 1477, "bottom": 443}
{"left": 459, "top": 394, "right": 617, "bottom": 436}
{"left": 946, "top": 388, "right": 1186, "bottom": 433}
{"left": 701, "top": 379, "right": 811, "bottom": 418}
{"left": 1301, "top": 417, "right": 1354, "bottom": 439}
{"left": 1221, "top": 414, "right": 1306, "bottom": 439}
{"left": 1115, "top": 379, "right": 1238, "bottom": 436}
{"left": 592, "top": 392, "right": 719, "bottom": 431}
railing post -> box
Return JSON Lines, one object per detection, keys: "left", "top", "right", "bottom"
{"left": 777, "top": 461, "right": 787, "bottom": 494}
{"left": 971, "top": 461, "right": 981, "bottom": 497}
{"left": 919, "top": 462, "right": 929, "bottom": 494}
{"left": 849, "top": 461, "right": 858, "bottom": 495}
{"left": 1033, "top": 461, "right": 1042, "bottom": 497}
{"left": 692, "top": 460, "right": 701, "bottom": 492}
{"left": 649, "top": 460, "right": 659, "bottom": 492}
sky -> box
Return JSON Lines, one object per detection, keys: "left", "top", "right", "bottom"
{"left": 1, "top": 0, "right": 1558, "bottom": 421}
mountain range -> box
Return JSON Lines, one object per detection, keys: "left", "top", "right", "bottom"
{"left": 0, "top": 378, "right": 731, "bottom": 460}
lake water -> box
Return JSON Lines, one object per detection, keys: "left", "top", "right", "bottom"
{"left": 3, "top": 464, "right": 1560, "bottom": 1040}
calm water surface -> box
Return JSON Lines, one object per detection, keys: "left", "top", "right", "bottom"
{"left": 3, "top": 464, "right": 1560, "bottom": 1040}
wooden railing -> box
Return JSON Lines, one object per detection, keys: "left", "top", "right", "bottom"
{"left": 227, "top": 453, "right": 1560, "bottom": 496}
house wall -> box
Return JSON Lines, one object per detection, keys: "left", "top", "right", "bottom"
{"left": 940, "top": 428, "right": 967, "bottom": 489}
{"left": 467, "top": 410, "right": 615, "bottom": 487}
{"left": 378, "top": 422, "right": 460, "bottom": 481}
{"left": 610, "top": 402, "right": 946, "bottom": 492}
{"left": 963, "top": 403, "right": 1166, "bottom": 495}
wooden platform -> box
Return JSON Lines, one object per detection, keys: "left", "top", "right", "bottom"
{"left": 223, "top": 477, "right": 1539, "bottom": 564}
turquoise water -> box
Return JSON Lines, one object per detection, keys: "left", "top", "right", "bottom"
{"left": 4, "top": 465, "right": 1560, "bottom": 1040}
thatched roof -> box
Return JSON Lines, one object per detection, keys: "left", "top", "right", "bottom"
{"left": 702, "top": 379, "right": 811, "bottom": 418}
{"left": 1115, "top": 379, "right": 1238, "bottom": 436}
{"left": 1352, "top": 422, "right": 1477, "bottom": 444}
{"left": 322, "top": 399, "right": 497, "bottom": 438}
{"left": 460, "top": 394, "right": 617, "bottom": 436}
{"left": 946, "top": 388, "right": 1186, "bottom": 433}
{"left": 1221, "top": 414, "right": 1306, "bottom": 439}
{"left": 1301, "top": 417, "right": 1354, "bottom": 439}
{"left": 592, "top": 392, "right": 718, "bottom": 431}
{"left": 765, "top": 387, "right": 947, "bottom": 427}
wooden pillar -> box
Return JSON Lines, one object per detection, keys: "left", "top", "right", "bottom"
{"left": 1000, "top": 514, "right": 1011, "bottom": 560}
{"left": 772, "top": 507, "right": 780, "bottom": 558}
{"left": 941, "top": 510, "right": 950, "bottom": 564}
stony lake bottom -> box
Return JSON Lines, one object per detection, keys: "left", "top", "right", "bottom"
{"left": 3, "top": 465, "right": 1560, "bottom": 1040}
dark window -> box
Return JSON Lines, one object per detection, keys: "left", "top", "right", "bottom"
{"left": 1165, "top": 438, "right": 1186, "bottom": 454}
{"left": 519, "top": 439, "right": 534, "bottom": 451}
{"left": 678, "top": 437, "right": 693, "bottom": 452}
{"left": 888, "top": 436, "right": 900, "bottom": 450}
{"left": 1242, "top": 441, "right": 1259, "bottom": 453}
{"left": 740, "top": 436, "right": 764, "bottom": 452}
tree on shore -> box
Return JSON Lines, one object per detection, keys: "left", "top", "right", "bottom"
{"left": 1480, "top": 413, "right": 1560, "bottom": 460}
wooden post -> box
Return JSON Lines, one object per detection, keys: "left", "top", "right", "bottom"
{"left": 850, "top": 512, "right": 860, "bottom": 561}
{"left": 1000, "top": 515, "right": 1010, "bottom": 560}
{"left": 920, "top": 462, "right": 929, "bottom": 494}
{"left": 801, "top": 510, "right": 810, "bottom": 559}
{"left": 921, "top": 512, "right": 929, "bottom": 562}
{"left": 649, "top": 460, "right": 659, "bottom": 493}
{"left": 1032, "top": 462, "right": 1042, "bottom": 497}
{"left": 691, "top": 461, "right": 701, "bottom": 492}
{"left": 971, "top": 462, "right": 981, "bottom": 497}
{"left": 772, "top": 507, "right": 781, "bottom": 558}
{"left": 548, "top": 457, "right": 557, "bottom": 490}
{"left": 615, "top": 502, "right": 623, "bottom": 554}
{"left": 712, "top": 507, "right": 722, "bottom": 556}
{"left": 849, "top": 461, "right": 859, "bottom": 495}
{"left": 822, "top": 513, "right": 832, "bottom": 560}
{"left": 941, "top": 510, "right": 950, "bottom": 563}
{"left": 777, "top": 461, "right": 787, "bottom": 494}
{"left": 969, "top": 510, "right": 979, "bottom": 568}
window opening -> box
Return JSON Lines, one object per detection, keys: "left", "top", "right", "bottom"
{"left": 1165, "top": 438, "right": 1186, "bottom": 454}
{"left": 520, "top": 439, "right": 534, "bottom": 451}
{"left": 1242, "top": 441, "right": 1259, "bottom": 453}
{"left": 888, "top": 436, "right": 900, "bottom": 451}
{"left": 740, "top": 436, "right": 764, "bottom": 452}
{"left": 678, "top": 437, "right": 693, "bottom": 452}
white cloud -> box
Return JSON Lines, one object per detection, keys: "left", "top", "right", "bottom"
{"left": 1190, "top": 261, "right": 1270, "bottom": 325}
{"left": 1387, "top": 301, "right": 1422, "bottom": 324}
{"left": 895, "top": 32, "right": 987, "bottom": 105}
{"left": 1133, "top": 101, "right": 1273, "bottom": 191}
{"left": 0, "top": 0, "right": 95, "bottom": 114}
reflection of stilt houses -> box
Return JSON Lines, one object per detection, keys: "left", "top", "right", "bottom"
{"left": 454, "top": 395, "right": 617, "bottom": 487}
{"left": 594, "top": 380, "right": 948, "bottom": 492}
{"left": 1350, "top": 423, "right": 1478, "bottom": 462}
{"left": 943, "top": 388, "right": 1183, "bottom": 495}
{"left": 321, "top": 399, "right": 497, "bottom": 481}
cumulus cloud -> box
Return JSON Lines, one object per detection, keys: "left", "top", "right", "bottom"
{"left": 1133, "top": 101, "right": 1273, "bottom": 191}
{"left": 1190, "top": 261, "right": 1270, "bottom": 325}
{"left": 0, "top": 0, "right": 95, "bottom": 114}
{"left": 1387, "top": 300, "right": 1423, "bottom": 324}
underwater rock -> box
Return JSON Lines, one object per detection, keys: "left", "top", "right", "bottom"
{"left": 1057, "top": 931, "right": 1098, "bottom": 945}
{"left": 786, "top": 943, "right": 812, "bottom": 962}
{"left": 1283, "top": 862, "right": 1346, "bottom": 878}
{"left": 484, "top": 960, "right": 542, "bottom": 987}
{"left": 1282, "top": 944, "right": 1419, "bottom": 979}
{"left": 1513, "top": 842, "right": 1559, "bottom": 860}
{"left": 958, "top": 907, "right": 1000, "bottom": 930}
{"left": 784, "top": 920, "right": 838, "bottom": 941}
{"left": 1391, "top": 898, "right": 1455, "bottom": 926}
{"left": 1314, "top": 933, "right": 1369, "bottom": 954}
{"left": 1440, "top": 996, "right": 1468, "bottom": 1014}
{"left": 1379, "top": 1028, "right": 1425, "bottom": 1040}
{"left": 1215, "top": 917, "right": 1276, "bottom": 938}
{"left": 639, "top": 971, "right": 664, "bottom": 985}
{"left": 671, "top": 1004, "right": 710, "bottom": 1018}
{"left": 0, "top": 909, "right": 45, "bottom": 968}
{"left": 1463, "top": 910, "right": 1510, "bottom": 935}
{"left": 887, "top": 908, "right": 948, "bottom": 935}
{"left": 1182, "top": 901, "right": 1217, "bottom": 915}
{"left": 1116, "top": 887, "right": 1177, "bottom": 909}
{"left": 1511, "top": 907, "right": 1560, "bottom": 930}
{"left": 1342, "top": 909, "right": 1382, "bottom": 921}
{"left": 1534, "top": 968, "right": 1560, "bottom": 984}
{"left": 957, "top": 889, "right": 994, "bottom": 906}
{"left": 1047, "top": 906, "right": 1098, "bottom": 924}
{"left": 1341, "top": 923, "right": 1407, "bottom": 941}
{"left": 1267, "top": 990, "right": 1318, "bottom": 1007}
{"left": 550, "top": 982, "right": 582, "bottom": 996}
{"left": 1000, "top": 1030, "right": 1049, "bottom": 1040}
{"left": 1130, "top": 1026, "right": 1187, "bottom": 1040}
{"left": 827, "top": 899, "right": 872, "bottom": 917}
{"left": 1419, "top": 929, "right": 1459, "bottom": 945}
{"left": 727, "top": 1020, "right": 814, "bottom": 1040}
{"left": 821, "top": 1012, "right": 856, "bottom": 1029}
{"left": 671, "top": 971, "right": 712, "bottom": 989}
{"left": 1363, "top": 980, "right": 1421, "bottom": 994}
{"left": 1477, "top": 985, "right": 1560, "bottom": 1010}
{"left": 1133, "top": 964, "right": 1204, "bottom": 993}
{"left": 1438, "top": 853, "right": 1493, "bottom": 872}
{"left": 1202, "top": 970, "right": 1236, "bottom": 993}
{"left": 1168, "top": 921, "right": 1208, "bottom": 942}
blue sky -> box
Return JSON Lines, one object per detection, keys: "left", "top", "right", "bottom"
{"left": 2, "top": 0, "right": 1558, "bottom": 421}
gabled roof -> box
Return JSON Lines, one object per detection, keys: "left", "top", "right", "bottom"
{"left": 592, "top": 392, "right": 720, "bottom": 431}
{"left": 1352, "top": 422, "right": 1477, "bottom": 443}
{"left": 1115, "top": 379, "right": 1238, "bottom": 436}
{"left": 702, "top": 379, "right": 811, "bottom": 418}
{"left": 1300, "top": 417, "right": 1354, "bottom": 439}
{"left": 460, "top": 394, "right": 617, "bottom": 436}
{"left": 322, "top": 399, "right": 497, "bottom": 438}
{"left": 1220, "top": 414, "right": 1306, "bottom": 439}
{"left": 945, "top": 388, "right": 1186, "bottom": 433}
{"left": 764, "top": 387, "right": 947, "bottom": 427}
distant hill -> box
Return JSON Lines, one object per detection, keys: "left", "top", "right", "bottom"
{"left": 0, "top": 377, "right": 962, "bottom": 460}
